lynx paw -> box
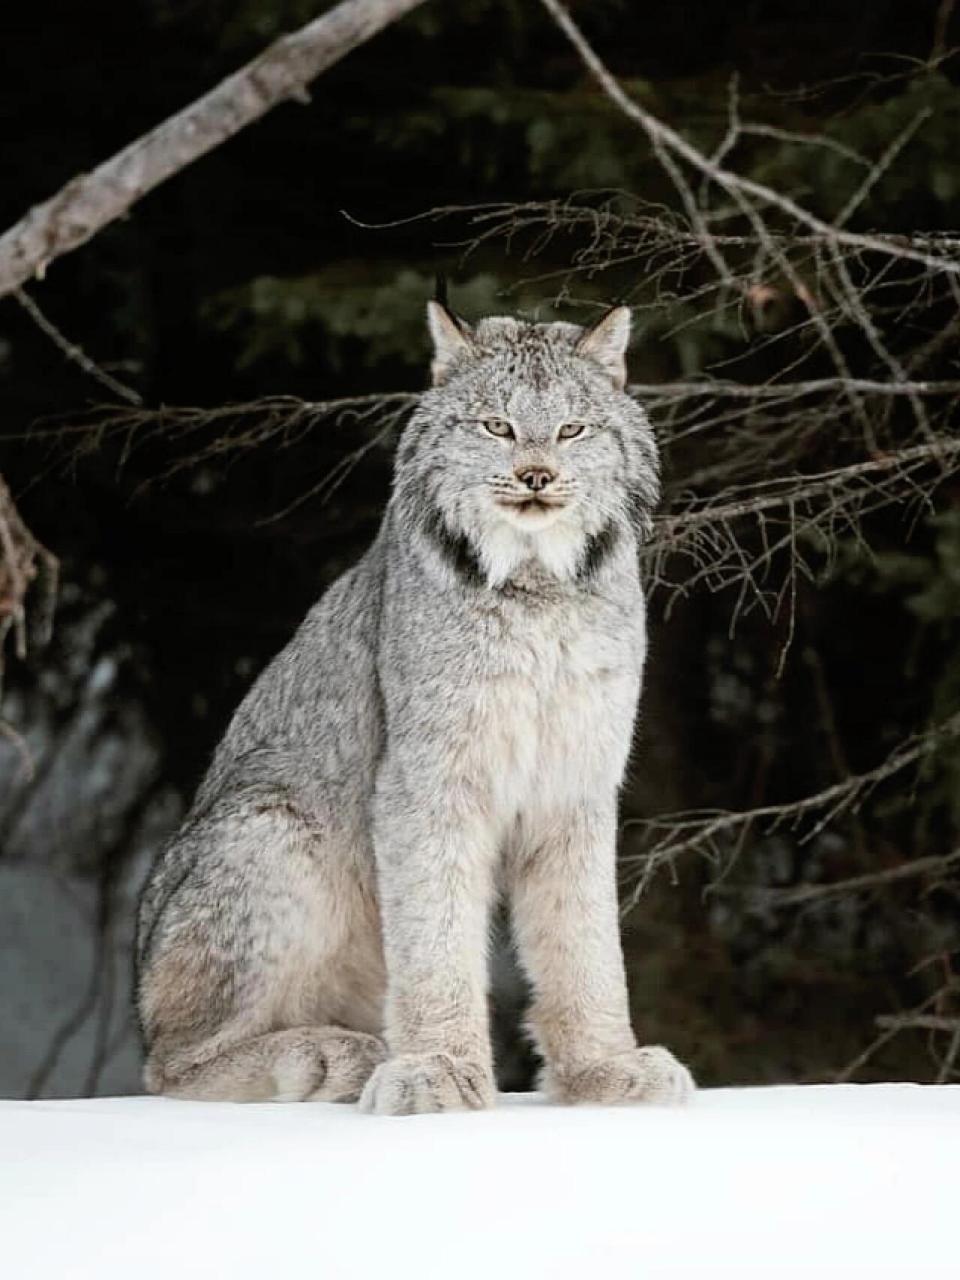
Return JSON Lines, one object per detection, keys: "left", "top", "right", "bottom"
{"left": 358, "top": 1053, "right": 495, "bottom": 1116}
{"left": 552, "top": 1045, "right": 695, "bottom": 1107}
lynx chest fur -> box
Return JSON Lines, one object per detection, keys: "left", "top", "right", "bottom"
{"left": 378, "top": 556, "right": 645, "bottom": 837}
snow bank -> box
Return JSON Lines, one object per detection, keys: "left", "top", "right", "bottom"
{"left": 2, "top": 1085, "right": 958, "bottom": 1277}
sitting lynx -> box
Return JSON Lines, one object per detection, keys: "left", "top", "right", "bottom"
{"left": 136, "top": 300, "right": 695, "bottom": 1114}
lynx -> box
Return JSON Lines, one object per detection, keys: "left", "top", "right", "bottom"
{"left": 136, "top": 300, "right": 695, "bottom": 1114}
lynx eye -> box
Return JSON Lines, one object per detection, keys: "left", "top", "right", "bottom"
{"left": 480, "top": 418, "right": 515, "bottom": 440}
{"left": 558, "top": 421, "right": 587, "bottom": 440}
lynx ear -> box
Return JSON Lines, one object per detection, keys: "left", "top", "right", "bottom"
{"left": 575, "top": 305, "right": 631, "bottom": 389}
{"left": 426, "top": 300, "right": 476, "bottom": 386}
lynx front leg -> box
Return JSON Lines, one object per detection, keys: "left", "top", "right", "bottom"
{"left": 360, "top": 789, "right": 497, "bottom": 1116}
{"left": 510, "top": 803, "right": 694, "bottom": 1106}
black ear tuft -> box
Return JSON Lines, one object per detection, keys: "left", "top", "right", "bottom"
{"left": 432, "top": 272, "right": 471, "bottom": 336}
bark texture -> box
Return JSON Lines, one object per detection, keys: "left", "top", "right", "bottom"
{"left": 0, "top": 0, "right": 427, "bottom": 299}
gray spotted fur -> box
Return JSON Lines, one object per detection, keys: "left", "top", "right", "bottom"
{"left": 136, "top": 304, "right": 695, "bottom": 1113}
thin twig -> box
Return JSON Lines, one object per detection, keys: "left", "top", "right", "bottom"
{"left": 622, "top": 712, "right": 960, "bottom": 905}
{"left": 15, "top": 288, "right": 143, "bottom": 405}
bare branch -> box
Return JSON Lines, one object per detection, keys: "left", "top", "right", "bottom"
{"left": 643, "top": 436, "right": 960, "bottom": 613}
{"left": 0, "top": 475, "right": 58, "bottom": 670}
{"left": 651, "top": 437, "right": 960, "bottom": 538}
{"left": 621, "top": 712, "right": 960, "bottom": 905}
{"left": 836, "top": 986, "right": 957, "bottom": 1081}
{"left": 931, "top": 0, "right": 957, "bottom": 64}
{"left": 420, "top": 196, "right": 960, "bottom": 256}
{"left": 538, "top": 0, "right": 960, "bottom": 276}
{"left": 15, "top": 289, "right": 142, "bottom": 405}
{"left": 0, "top": 0, "right": 428, "bottom": 299}
{"left": 875, "top": 1014, "right": 960, "bottom": 1033}
{"left": 35, "top": 392, "right": 959, "bottom": 603}
{"left": 938, "top": 1019, "right": 960, "bottom": 1083}
{"left": 730, "top": 849, "right": 960, "bottom": 909}
{"left": 632, "top": 378, "right": 960, "bottom": 402}
{"left": 27, "top": 392, "right": 417, "bottom": 488}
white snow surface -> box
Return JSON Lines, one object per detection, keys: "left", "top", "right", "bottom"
{"left": 3, "top": 1085, "right": 958, "bottom": 1278}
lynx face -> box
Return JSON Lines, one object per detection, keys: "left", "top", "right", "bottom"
{"left": 394, "top": 305, "right": 660, "bottom": 587}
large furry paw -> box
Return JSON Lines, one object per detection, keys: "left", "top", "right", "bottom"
{"left": 551, "top": 1045, "right": 695, "bottom": 1107}
{"left": 358, "top": 1053, "right": 495, "bottom": 1116}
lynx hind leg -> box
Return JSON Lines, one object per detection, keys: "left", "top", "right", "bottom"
{"left": 146, "top": 1026, "right": 386, "bottom": 1103}
{"left": 139, "top": 798, "right": 385, "bottom": 1103}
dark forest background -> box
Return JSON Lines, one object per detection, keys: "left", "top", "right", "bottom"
{"left": 2, "top": 0, "right": 959, "bottom": 1098}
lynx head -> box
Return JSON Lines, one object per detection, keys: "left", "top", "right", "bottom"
{"left": 393, "top": 301, "right": 659, "bottom": 589}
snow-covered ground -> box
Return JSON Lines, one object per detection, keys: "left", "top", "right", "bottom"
{"left": 2, "top": 1085, "right": 958, "bottom": 1278}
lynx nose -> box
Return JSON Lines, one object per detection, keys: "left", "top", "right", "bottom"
{"left": 516, "top": 465, "right": 558, "bottom": 492}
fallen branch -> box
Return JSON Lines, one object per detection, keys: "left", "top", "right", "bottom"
{"left": 0, "top": 0, "right": 427, "bottom": 299}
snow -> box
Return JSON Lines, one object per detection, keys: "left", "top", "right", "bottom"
{"left": 2, "top": 1085, "right": 958, "bottom": 1278}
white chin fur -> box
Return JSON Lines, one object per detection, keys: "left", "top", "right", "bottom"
{"left": 477, "top": 513, "right": 584, "bottom": 587}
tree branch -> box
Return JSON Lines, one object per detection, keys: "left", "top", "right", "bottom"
{"left": 631, "top": 378, "right": 960, "bottom": 402}
{"left": 731, "top": 849, "right": 960, "bottom": 909}
{"left": 538, "top": 0, "right": 960, "bottom": 277}
{"left": 621, "top": 711, "right": 960, "bottom": 905}
{"left": 14, "top": 288, "right": 142, "bottom": 405}
{"left": 649, "top": 437, "right": 960, "bottom": 541}
{"left": 875, "top": 1014, "right": 960, "bottom": 1033}
{"left": 0, "top": 0, "right": 427, "bottom": 300}
{"left": 0, "top": 475, "right": 58, "bottom": 668}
